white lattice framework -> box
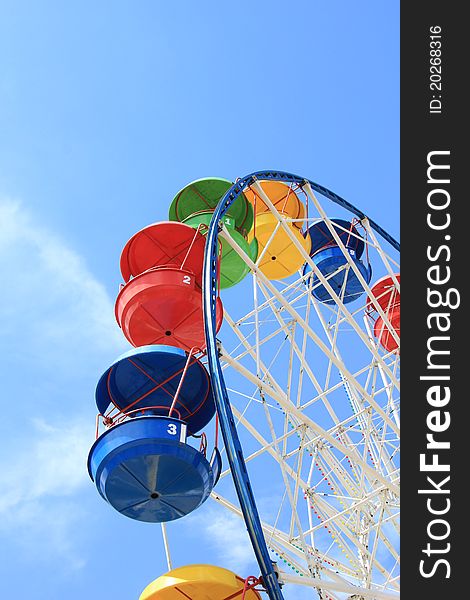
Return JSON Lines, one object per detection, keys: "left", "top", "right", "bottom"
{"left": 208, "top": 181, "right": 400, "bottom": 600}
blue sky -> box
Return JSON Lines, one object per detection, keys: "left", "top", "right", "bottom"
{"left": 0, "top": 2, "right": 399, "bottom": 599}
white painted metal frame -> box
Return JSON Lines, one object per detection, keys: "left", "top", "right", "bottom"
{"left": 209, "top": 180, "right": 400, "bottom": 600}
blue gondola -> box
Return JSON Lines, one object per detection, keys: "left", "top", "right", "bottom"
{"left": 305, "top": 219, "right": 365, "bottom": 257}
{"left": 303, "top": 219, "right": 372, "bottom": 304}
{"left": 88, "top": 416, "right": 221, "bottom": 523}
{"left": 95, "top": 344, "right": 215, "bottom": 434}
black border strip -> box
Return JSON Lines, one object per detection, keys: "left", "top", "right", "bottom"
{"left": 401, "top": 4, "right": 464, "bottom": 597}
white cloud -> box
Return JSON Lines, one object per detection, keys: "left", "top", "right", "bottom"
{"left": 205, "top": 512, "right": 254, "bottom": 572}
{"left": 0, "top": 198, "right": 128, "bottom": 569}
{"left": 0, "top": 417, "right": 92, "bottom": 569}
{"left": 191, "top": 504, "right": 256, "bottom": 575}
{"left": 0, "top": 198, "right": 127, "bottom": 362}
{"left": 0, "top": 418, "right": 90, "bottom": 514}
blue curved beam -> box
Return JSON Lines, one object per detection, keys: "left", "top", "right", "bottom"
{"left": 202, "top": 170, "right": 400, "bottom": 600}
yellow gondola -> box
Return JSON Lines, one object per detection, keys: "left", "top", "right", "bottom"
{"left": 140, "top": 565, "right": 262, "bottom": 599}
{"left": 249, "top": 212, "right": 311, "bottom": 280}
{"left": 244, "top": 180, "right": 305, "bottom": 228}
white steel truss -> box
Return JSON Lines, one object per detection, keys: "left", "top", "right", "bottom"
{"left": 209, "top": 180, "right": 400, "bottom": 600}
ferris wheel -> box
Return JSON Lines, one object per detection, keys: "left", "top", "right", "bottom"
{"left": 87, "top": 171, "right": 400, "bottom": 600}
